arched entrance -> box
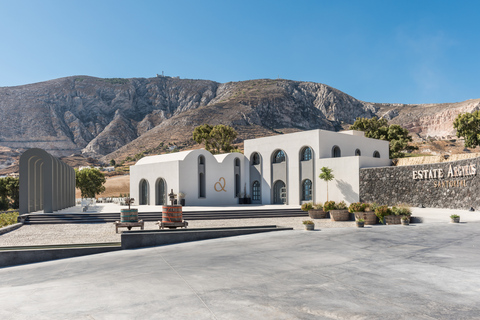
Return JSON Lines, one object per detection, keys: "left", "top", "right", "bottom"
{"left": 273, "top": 180, "right": 286, "bottom": 204}
{"left": 155, "top": 178, "right": 166, "bottom": 205}
{"left": 139, "top": 179, "right": 149, "bottom": 205}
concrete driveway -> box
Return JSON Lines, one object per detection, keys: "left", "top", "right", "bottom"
{"left": 1, "top": 221, "right": 480, "bottom": 319}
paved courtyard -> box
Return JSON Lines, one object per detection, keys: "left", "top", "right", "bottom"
{"left": 1, "top": 219, "right": 480, "bottom": 319}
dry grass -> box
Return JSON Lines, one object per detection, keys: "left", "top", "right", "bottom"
{"left": 75, "top": 175, "right": 130, "bottom": 198}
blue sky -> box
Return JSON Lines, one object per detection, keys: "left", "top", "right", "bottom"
{"left": 0, "top": 0, "right": 478, "bottom": 104}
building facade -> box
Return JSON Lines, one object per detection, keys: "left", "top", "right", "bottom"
{"left": 130, "top": 129, "right": 390, "bottom": 206}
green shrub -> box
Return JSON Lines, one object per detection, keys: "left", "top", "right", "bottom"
{"left": 375, "top": 205, "right": 391, "bottom": 224}
{"left": 323, "top": 201, "right": 335, "bottom": 212}
{"left": 301, "top": 202, "right": 313, "bottom": 212}
{"left": 393, "top": 204, "right": 412, "bottom": 216}
{"left": 450, "top": 214, "right": 460, "bottom": 219}
{"left": 335, "top": 201, "right": 347, "bottom": 210}
{"left": 0, "top": 211, "right": 19, "bottom": 228}
{"left": 370, "top": 202, "right": 379, "bottom": 211}
{"left": 302, "top": 220, "right": 314, "bottom": 225}
{"left": 313, "top": 203, "right": 323, "bottom": 210}
{"left": 348, "top": 202, "right": 367, "bottom": 213}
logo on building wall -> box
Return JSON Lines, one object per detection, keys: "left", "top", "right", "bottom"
{"left": 214, "top": 177, "right": 227, "bottom": 192}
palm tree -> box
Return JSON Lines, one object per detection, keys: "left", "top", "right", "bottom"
{"left": 319, "top": 167, "right": 334, "bottom": 202}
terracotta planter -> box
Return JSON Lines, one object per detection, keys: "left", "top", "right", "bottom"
{"left": 330, "top": 209, "right": 349, "bottom": 221}
{"left": 309, "top": 209, "right": 326, "bottom": 219}
{"left": 304, "top": 224, "right": 315, "bottom": 230}
{"left": 385, "top": 215, "right": 401, "bottom": 225}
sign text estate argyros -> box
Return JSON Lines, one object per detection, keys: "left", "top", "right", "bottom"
{"left": 412, "top": 163, "right": 476, "bottom": 188}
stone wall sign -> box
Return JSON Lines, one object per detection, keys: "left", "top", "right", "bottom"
{"left": 360, "top": 157, "right": 480, "bottom": 210}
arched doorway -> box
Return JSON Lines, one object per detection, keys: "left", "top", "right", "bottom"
{"left": 139, "top": 179, "right": 149, "bottom": 205}
{"left": 273, "top": 180, "right": 286, "bottom": 204}
{"left": 155, "top": 178, "right": 166, "bottom": 205}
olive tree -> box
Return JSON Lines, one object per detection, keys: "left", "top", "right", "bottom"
{"left": 193, "top": 124, "right": 238, "bottom": 154}
{"left": 75, "top": 168, "right": 106, "bottom": 199}
{"left": 350, "top": 117, "right": 417, "bottom": 158}
{"left": 453, "top": 110, "right": 480, "bottom": 148}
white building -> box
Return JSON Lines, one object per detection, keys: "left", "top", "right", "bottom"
{"left": 130, "top": 129, "right": 390, "bottom": 206}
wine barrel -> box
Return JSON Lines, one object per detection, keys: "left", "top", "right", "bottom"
{"left": 120, "top": 209, "right": 139, "bottom": 222}
{"left": 162, "top": 205, "right": 183, "bottom": 223}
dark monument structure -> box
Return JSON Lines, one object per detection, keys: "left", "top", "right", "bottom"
{"left": 19, "top": 148, "right": 76, "bottom": 214}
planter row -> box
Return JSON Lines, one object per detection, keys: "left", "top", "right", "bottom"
{"left": 308, "top": 210, "right": 410, "bottom": 225}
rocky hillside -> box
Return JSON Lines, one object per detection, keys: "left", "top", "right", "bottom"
{"left": 0, "top": 75, "right": 478, "bottom": 165}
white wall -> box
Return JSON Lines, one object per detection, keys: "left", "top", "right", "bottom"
{"left": 244, "top": 130, "right": 321, "bottom": 205}
{"left": 179, "top": 150, "right": 246, "bottom": 206}
{"left": 244, "top": 129, "right": 389, "bottom": 205}
{"left": 130, "top": 161, "right": 179, "bottom": 206}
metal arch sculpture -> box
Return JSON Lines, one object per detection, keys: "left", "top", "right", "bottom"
{"left": 19, "top": 148, "right": 76, "bottom": 214}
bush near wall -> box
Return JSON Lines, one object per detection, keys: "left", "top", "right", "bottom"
{"left": 0, "top": 210, "right": 19, "bottom": 228}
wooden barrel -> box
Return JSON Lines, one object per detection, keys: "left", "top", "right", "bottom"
{"left": 120, "top": 209, "right": 138, "bottom": 222}
{"left": 355, "top": 211, "right": 377, "bottom": 225}
{"left": 162, "top": 205, "right": 183, "bottom": 223}
{"left": 330, "top": 210, "right": 349, "bottom": 221}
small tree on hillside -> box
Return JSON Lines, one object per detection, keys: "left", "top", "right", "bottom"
{"left": 319, "top": 167, "right": 334, "bottom": 202}
{"left": 193, "top": 124, "right": 238, "bottom": 154}
{"left": 453, "top": 110, "right": 480, "bottom": 148}
{"left": 350, "top": 117, "right": 417, "bottom": 158}
{"left": 75, "top": 168, "right": 106, "bottom": 199}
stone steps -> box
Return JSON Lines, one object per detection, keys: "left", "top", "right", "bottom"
{"left": 22, "top": 208, "right": 307, "bottom": 224}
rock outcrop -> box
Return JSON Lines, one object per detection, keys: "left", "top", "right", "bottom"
{"left": 0, "top": 75, "right": 476, "bottom": 160}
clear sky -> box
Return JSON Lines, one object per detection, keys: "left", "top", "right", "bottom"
{"left": 0, "top": 0, "right": 478, "bottom": 104}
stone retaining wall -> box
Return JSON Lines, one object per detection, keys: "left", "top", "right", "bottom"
{"left": 360, "top": 156, "right": 480, "bottom": 209}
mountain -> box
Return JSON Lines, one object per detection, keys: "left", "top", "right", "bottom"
{"left": 0, "top": 75, "right": 479, "bottom": 164}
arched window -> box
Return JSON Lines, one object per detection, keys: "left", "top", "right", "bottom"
{"left": 139, "top": 179, "right": 149, "bottom": 205}
{"left": 198, "top": 155, "right": 206, "bottom": 198}
{"left": 155, "top": 178, "right": 166, "bottom": 205}
{"left": 301, "top": 147, "right": 312, "bottom": 161}
{"left": 273, "top": 150, "right": 286, "bottom": 163}
{"left": 302, "top": 179, "right": 312, "bottom": 201}
{"left": 373, "top": 151, "right": 380, "bottom": 158}
{"left": 332, "top": 146, "right": 341, "bottom": 158}
{"left": 199, "top": 173, "right": 206, "bottom": 198}
{"left": 251, "top": 152, "right": 260, "bottom": 165}
{"left": 252, "top": 180, "right": 260, "bottom": 201}
{"left": 355, "top": 149, "right": 361, "bottom": 156}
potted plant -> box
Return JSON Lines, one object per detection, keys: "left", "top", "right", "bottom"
{"left": 375, "top": 205, "right": 391, "bottom": 225}
{"left": 120, "top": 197, "right": 138, "bottom": 222}
{"left": 356, "top": 218, "right": 365, "bottom": 228}
{"left": 238, "top": 193, "right": 245, "bottom": 204}
{"left": 245, "top": 194, "right": 252, "bottom": 204}
{"left": 303, "top": 220, "right": 315, "bottom": 231}
{"left": 387, "top": 204, "right": 411, "bottom": 225}
{"left": 450, "top": 214, "right": 460, "bottom": 223}
{"left": 177, "top": 192, "right": 186, "bottom": 206}
{"left": 301, "top": 202, "right": 313, "bottom": 212}
{"left": 323, "top": 200, "right": 335, "bottom": 219}
{"left": 330, "top": 201, "right": 349, "bottom": 221}
{"left": 309, "top": 203, "right": 326, "bottom": 219}
{"left": 401, "top": 216, "right": 410, "bottom": 225}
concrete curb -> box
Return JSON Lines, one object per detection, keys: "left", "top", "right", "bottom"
{"left": 121, "top": 225, "right": 294, "bottom": 249}
{"left": 0, "top": 222, "right": 23, "bottom": 235}
{"left": 0, "top": 245, "right": 121, "bottom": 269}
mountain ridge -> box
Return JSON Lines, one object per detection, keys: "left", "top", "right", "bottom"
{"left": 0, "top": 75, "right": 479, "bottom": 164}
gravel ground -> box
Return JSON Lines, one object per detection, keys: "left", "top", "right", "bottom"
{"left": 0, "top": 217, "right": 355, "bottom": 246}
